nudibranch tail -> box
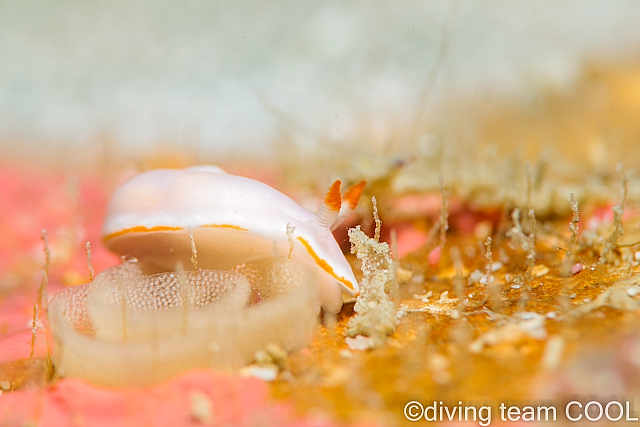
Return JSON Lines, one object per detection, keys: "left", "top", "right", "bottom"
{"left": 330, "top": 180, "right": 367, "bottom": 231}
{"left": 315, "top": 180, "right": 342, "bottom": 228}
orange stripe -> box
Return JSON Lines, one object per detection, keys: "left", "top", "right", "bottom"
{"left": 103, "top": 225, "right": 183, "bottom": 241}
{"left": 324, "top": 180, "right": 342, "bottom": 212}
{"left": 343, "top": 180, "right": 366, "bottom": 209}
{"left": 297, "top": 236, "right": 355, "bottom": 291}
{"left": 201, "top": 223, "right": 249, "bottom": 231}
{"left": 104, "top": 223, "right": 249, "bottom": 242}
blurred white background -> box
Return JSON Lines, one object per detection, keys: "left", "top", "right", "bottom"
{"left": 1, "top": 1, "right": 640, "bottom": 158}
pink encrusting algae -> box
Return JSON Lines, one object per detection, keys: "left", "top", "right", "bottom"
{"left": 0, "top": 368, "right": 377, "bottom": 427}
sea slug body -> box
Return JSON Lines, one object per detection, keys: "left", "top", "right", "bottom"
{"left": 102, "top": 165, "right": 365, "bottom": 313}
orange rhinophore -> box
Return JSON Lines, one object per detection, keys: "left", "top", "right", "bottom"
{"left": 331, "top": 180, "right": 367, "bottom": 231}
{"left": 315, "top": 180, "right": 342, "bottom": 228}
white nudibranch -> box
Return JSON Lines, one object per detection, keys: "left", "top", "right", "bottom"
{"left": 102, "top": 165, "right": 366, "bottom": 313}
{"left": 48, "top": 166, "right": 366, "bottom": 387}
